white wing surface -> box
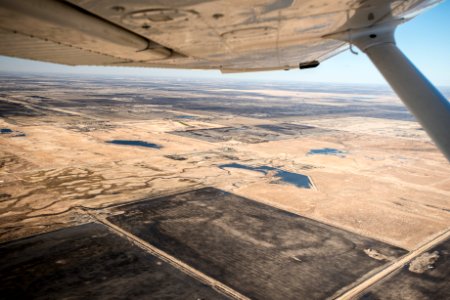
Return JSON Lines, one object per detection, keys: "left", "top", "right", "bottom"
{"left": 0, "top": 0, "right": 441, "bottom": 72}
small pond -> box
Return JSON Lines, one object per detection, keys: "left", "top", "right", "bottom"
{"left": 307, "top": 148, "right": 346, "bottom": 157}
{"left": 0, "top": 128, "right": 13, "bottom": 134}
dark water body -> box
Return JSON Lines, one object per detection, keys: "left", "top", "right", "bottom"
{"left": 307, "top": 148, "right": 346, "bottom": 157}
{"left": 1, "top": 128, "right": 26, "bottom": 137}
{"left": 219, "top": 163, "right": 313, "bottom": 189}
{"left": 0, "top": 128, "right": 13, "bottom": 134}
{"left": 106, "top": 140, "right": 161, "bottom": 149}
{"left": 175, "top": 115, "right": 195, "bottom": 119}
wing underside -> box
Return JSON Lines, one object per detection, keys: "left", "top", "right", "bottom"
{"left": 0, "top": 0, "right": 441, "bottom": 72}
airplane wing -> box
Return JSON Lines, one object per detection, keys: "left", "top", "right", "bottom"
{"left": 1, "top": 0, "right": 449, "bottom": 161}
{"left": 0, "top": 0, "right": 441, "bottom": 72}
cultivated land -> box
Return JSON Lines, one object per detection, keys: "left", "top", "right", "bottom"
{"left": 0, "top": 73, "right": 449, "bottom": 299}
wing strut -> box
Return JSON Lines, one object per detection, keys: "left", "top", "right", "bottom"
{"left": 331, "top": 24, "right": 450, "bottom": 161}
{"left": 362, "top": 39, "right": 450, "bottom": 161}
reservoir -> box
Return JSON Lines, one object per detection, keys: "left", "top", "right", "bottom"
{"left": 219, "top": 163, "right": 313, "bottom": 189}
{"left": 307, "top": 148, "right": 345, "bottom": 156}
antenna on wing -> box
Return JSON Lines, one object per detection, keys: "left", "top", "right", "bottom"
{"left": 346, "top": 10, "right": 358, "bottom": 55}
{"left": 349, "top": 40, "right": 359, "bottom": 55}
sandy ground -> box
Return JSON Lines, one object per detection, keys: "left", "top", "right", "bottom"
{"left": 0, "top": 76, "right": 449, "bottom": 251}
{"left": 1, "top": 115, "right": 449, "bottom": 250}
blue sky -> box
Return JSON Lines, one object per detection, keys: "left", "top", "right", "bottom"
{"left": 0, "top": 1, "right": 449, "bottom": 86}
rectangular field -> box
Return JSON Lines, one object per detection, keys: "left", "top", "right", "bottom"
{"left": 108, "top": 187, "right": 408, "bottom": 299}
{"left": 0, "top": 223, "right": 228, "bottom": 300}
{"left": 170, "top": 124, "right": 330, "bottom": 143}
{"left": 359, "top": 237, "right": 450, "bottom": 299}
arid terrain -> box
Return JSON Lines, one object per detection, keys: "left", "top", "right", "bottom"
{"left": 1, "top": 73, "right": 449, "bottom": 299}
